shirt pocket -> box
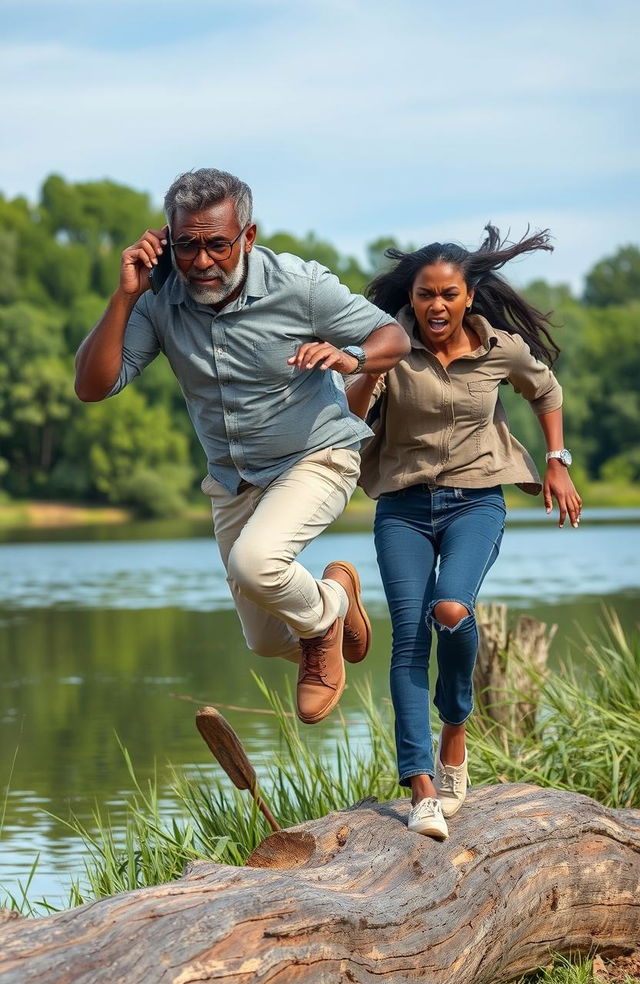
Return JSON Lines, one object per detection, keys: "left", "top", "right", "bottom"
{"left": 251, "top": 340, "right": 299, "bottom": 382}
{"left": 467, "top": 379, "right": 500, "bottom": 421}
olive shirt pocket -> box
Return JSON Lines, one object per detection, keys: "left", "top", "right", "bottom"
{"left": 467, "top": 378, "right": 501, "bottom": 419}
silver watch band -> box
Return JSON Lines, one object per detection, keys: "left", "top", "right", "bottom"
{"left": 545, "top": 449, "right": 572, "bottom": 466}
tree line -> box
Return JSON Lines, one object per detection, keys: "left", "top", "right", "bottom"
{"left": 0, "top": 175, "right": 638, "bottom": 516}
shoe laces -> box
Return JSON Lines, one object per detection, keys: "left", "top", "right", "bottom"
{"left": 438, "top": 764, "right": 465, "bottom": 795}
{"left": 299, "top": 637, "right": 328, "bottom": 683}
{"left": 411, "top": 797, "right": 441, "bottom": 819}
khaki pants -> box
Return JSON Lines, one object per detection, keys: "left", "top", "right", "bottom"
{"left": 201, "top": 448, "right": 360, "bottom": 663}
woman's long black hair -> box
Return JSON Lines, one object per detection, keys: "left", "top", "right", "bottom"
{"left": 366, "top": 225, "right": 560, "bottom": 365}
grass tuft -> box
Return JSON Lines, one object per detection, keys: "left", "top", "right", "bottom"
{"left": 468, "top": 610, "right": 640, "bottom": 808}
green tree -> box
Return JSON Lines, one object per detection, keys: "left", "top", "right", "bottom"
{"left": 583, "top": 245, "right": 640, "bottom": 307}
{"left": 0, "top": 303, "right": 74, "bottom": 495}
{"left": 366, "top": 236, "right": 402, "bottom": 276}
{"left": 259, "top": 229, "right": 369, "bottom": 293}
{"left": 59, "top": 388, "right": 194, "bottom": 517}
{"left": 1, "top": 173, "right": 639, "bottom": 507}
{"left": 40, "top": 174, "right": 163, "bottom": 249}
{"left": 0, "top": 228, "right": 19, "bottom": 304}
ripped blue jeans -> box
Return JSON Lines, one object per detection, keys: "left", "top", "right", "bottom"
{"left": 374, "top": 484, "right": 506, "bottom": 786}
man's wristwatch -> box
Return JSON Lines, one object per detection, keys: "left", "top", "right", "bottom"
{"left": 545, "top": 449, "right": 573, "bottom": 467}
{"left": 342, "top": 345, "right": 367, "bottom": 375}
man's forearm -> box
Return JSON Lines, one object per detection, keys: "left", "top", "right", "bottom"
{"left": 361, "top": 322, "right": 410, "bottom": 372}
{"left": 75, "top": 289, "right": 139, "bottom": 402}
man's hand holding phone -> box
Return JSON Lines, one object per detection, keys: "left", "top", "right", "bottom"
{"left": 120, "top": 226, "right": 171, "bottom": 298}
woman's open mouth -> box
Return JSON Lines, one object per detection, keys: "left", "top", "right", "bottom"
{"left": 428, "top": 318, "right": 448, "bottom": 332}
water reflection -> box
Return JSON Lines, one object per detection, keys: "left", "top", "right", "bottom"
{"left": 1, "top": 524, "right": 639, "bottom": 611}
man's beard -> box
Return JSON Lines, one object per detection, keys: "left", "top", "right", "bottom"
{"left": 176, "top": 249, "right": 248, "bottom": 306}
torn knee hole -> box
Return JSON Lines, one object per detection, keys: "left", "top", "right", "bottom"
{"left": 432, "top": 601, "right": 470, "bottom": 630}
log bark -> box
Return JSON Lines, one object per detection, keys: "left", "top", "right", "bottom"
{"left": 0, "top": 784, "right": 638, "bottom": 984}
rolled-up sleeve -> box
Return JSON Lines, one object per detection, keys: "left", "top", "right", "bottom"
{"left": 107, "top": 294, "right": 161, "bottom": 397}
{"left": 507, "top": 334, "right": 563, "bottom": 414}
{"left": 310, "top": 264, "right": 392, "bottom": 347}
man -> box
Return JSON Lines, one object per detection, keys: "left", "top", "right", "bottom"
{"left": 75, "top": 168, "right": 410, "bottom": 724}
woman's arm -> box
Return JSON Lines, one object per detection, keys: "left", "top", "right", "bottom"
{"left": 345, "top": 373, "right": 383, "bottom": 420}
{"left": 536, "top": 407, "right": 582, "bottom": 528}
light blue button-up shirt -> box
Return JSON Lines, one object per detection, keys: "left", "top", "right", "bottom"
{"left": 109, "top": 246, "right": 392, "bottom": 493}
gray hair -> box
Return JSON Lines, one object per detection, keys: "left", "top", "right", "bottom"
{"left": 164, "top": 168, "right": 253, "bottom": 229}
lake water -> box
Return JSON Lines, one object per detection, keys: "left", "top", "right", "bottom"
{"left": 1, "top": 510, "right": 639, "bottom": 908}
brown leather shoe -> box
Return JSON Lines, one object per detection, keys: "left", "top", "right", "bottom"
{"left": 296, "top": 618, "right": 346, "bottom": 724}
{"left": 322, "top": 561, "right": 372, "bottom": 663}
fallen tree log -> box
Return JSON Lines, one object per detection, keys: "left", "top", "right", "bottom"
{"left": 0, "top": 784, "right": 638, "bottom": 984}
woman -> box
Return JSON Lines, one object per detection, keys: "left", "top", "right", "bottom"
{"left": 347, "top": 226, "right": 581, "bottom": 839}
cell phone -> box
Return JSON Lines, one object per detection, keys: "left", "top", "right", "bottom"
{"left": 148, "top": 239, "right": 173, "bottom": 295}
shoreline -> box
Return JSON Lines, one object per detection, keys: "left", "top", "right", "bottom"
{"left": 0, "top": 501, "right": 131, "bottom": 530}
{"left": 1, "top": 481, "right": 639, "bottom": 533}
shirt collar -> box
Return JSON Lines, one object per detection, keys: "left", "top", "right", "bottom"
{"left": 244, "top": 247, "right": 268, "bottom": 299}
{"left": 167, "top": 247, "right": 269, "bottom": 308}
{"left": 396, "top": 304, "right": 498, "bottom": 355}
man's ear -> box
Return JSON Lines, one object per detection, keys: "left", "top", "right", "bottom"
{"left": 244, "top": 224, "right": 257, "bottom": 252}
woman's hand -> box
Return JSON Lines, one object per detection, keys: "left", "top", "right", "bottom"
{"left": 543, "top": 461, "right": 582, "bottom": 528}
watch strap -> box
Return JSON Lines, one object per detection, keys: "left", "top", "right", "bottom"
{"left": 342, "top": 345, "right": 367, "bottom": 374}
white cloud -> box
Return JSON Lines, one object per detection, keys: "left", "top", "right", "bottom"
{"left": 1, "top": 0, "right": 638, "bottom": 287}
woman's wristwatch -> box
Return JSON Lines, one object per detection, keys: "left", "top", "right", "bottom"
{"left": 342, "top": 345, "right": 367, "bottom": 374}
{"left": 545, "top": 449, "right": 573, "bottom": 467}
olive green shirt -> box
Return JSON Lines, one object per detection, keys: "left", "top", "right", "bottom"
{"left": 357, "top": 308, "right": 563, "bottom": 499}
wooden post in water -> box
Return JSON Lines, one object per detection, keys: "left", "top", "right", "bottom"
{"left": 474, "top": 602, "right": 557, "bottom": 740}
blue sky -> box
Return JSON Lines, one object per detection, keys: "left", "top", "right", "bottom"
{"left": 2, "top": 0, "right": 638, "bottom": 290}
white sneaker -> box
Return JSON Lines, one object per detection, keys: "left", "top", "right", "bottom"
{"left": 407, "top": 797, "right": 449, "bottom": 839}
{"left": 434, "top": 733, "right": 468, "bottom": 818}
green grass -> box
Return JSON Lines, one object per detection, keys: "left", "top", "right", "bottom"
{"left": 1, "top": 613, "right": 639, "bottom": 982}
{"left": 513, "top": 953, "right": 640, "bottom": 983}
{"left": 516, "top": 956, "right": 595, "bottom": 984}
{"left": 467, "top": 610, "right": 640, "bottom": 808}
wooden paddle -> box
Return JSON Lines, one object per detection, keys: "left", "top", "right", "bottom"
{"left": 195, "top": 706, "right": 281, "bottom": 832}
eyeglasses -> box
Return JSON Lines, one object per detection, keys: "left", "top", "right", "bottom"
{"left": 170, "top": 225, "right": 248, "bottom": 262}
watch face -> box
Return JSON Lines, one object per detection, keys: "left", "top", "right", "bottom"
{"left": 560, "top": 449, "right": 573, "bottom": 466}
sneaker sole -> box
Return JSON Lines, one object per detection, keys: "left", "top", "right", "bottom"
{"left": 438, "top": 790, "right": 468, "bottom": 818}
{"left": 296, "top": 663, "right": 346, "bottom": 725}
{"left": 323, "top": 561, "right": 372, "bottom": 664}
{"left": 408, "top": 822, "right": 449, "bottom": 840}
